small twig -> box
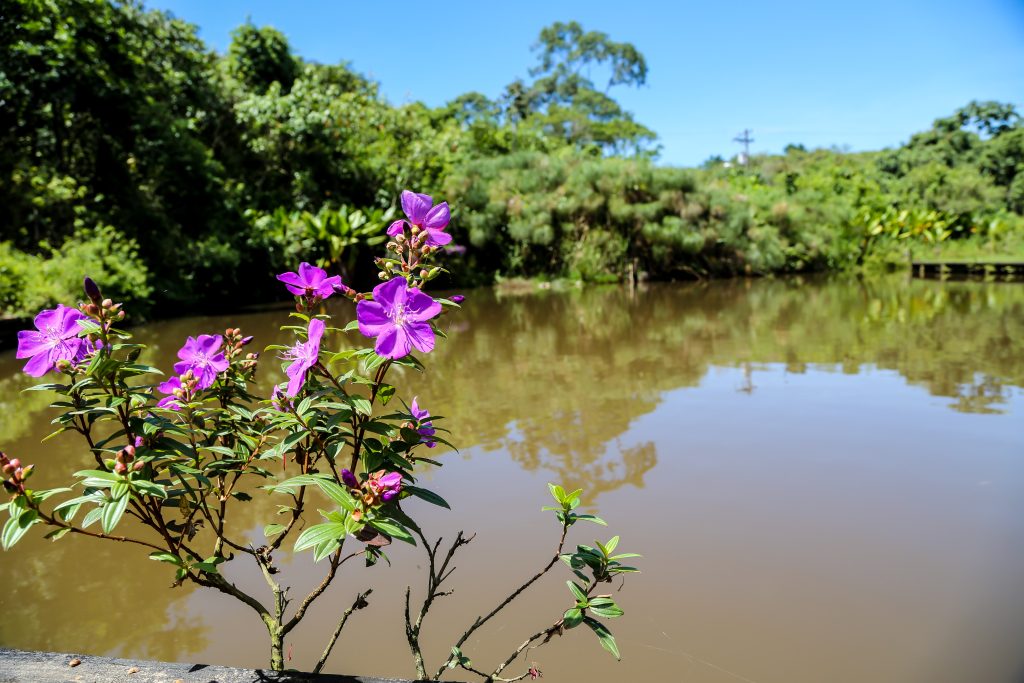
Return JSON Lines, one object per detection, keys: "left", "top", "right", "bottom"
{"left": 435, "top": 524, "right": 569, "bottom": 678}
{"left": 312, "top": 588, "right": 373, "bottom": 674}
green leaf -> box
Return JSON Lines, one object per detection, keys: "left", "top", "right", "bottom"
{"left": 351, "top": 396, "right": 372, "bottom": 416}
{"left": 31, "top": 487, "right": 72, "bottom": 502}
{"left": 81, "top": 506, "right": 103, "bottom": 529}
{"left": 111, "top": 480, "right": 129, "bottom": 501}
{"left": 149, "top": 551, "right": 183, "bottom": 566}
{"left": 574, "top": 514, "right": 607, "bottom": 526}
{"left": 294, "top": 522, "right": 346, "bottom": 553}
{"left": 2, "top": 510, "right": 38, "bottom": 550}
{"left": 313, "top": 479, "right": 356, "bottom": 512}
{"left": 548, "top": 483, "right": 566, "bottom": 504}
{"left": 563, "top": 607, "right": 584, "bottom": 629}
{"left": 377, "top": 384, "right": 396, "bottom": 405}
{"left": 312, "top": 537, "right": 341, "bottom": 563}
{"left": 405, "top": 486, "right": 450, "bottom": 509}
{"left": 567, "top": 580, "right": 588, "bottom": 603}
{"left": 367, "top": 518, "right": 415, "bottom": 545}
{"left": 603, "top": 536, "right": 620, "bottom": 554}
{"left": 584, "top": 617, "right": 621, "bottom": 659}
{"left": 101, "top": 494, "right": 129, "bottom": 534}
{"left": 43, "top": 527, "right": 71, "bottom": 542}
{"left": 264, "top": 524, "right": 286, "bottom": 538}
{"left": 588, "top": 597, "right": 624, "bottom": 618}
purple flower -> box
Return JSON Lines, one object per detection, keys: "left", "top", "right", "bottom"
{"left": 282, "top": 318, "right": 325, "bottom": 397}
{"left": 340, "top": 468, "right": 359, "bottom": 489}
{"left": 16, "top": 305, "right": 88, "bottom": 377}
{"left": 450, "top": 295, "right": 465, "bottom": 304}
{"left": 368, "top": 470, "right": 402, "bottom": 502}
{"left": 386, "top": 191, "right": 453, "bottom": 246}
{"left": 156, "top": 376, "right": 184, "bottom": 411}
{"left": 277, "top": 262, "right": 344, "bottom": 301}
{"left": 356, "top": 278, "right": 441, "bottom": 359}
{"left": 173, "top": 335, "right": 228, "bottom": 391}
{"left": 410, "top": 396, "right": 436, "bottom": 448}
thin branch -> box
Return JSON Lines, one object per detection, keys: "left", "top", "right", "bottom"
{"left": 435, "top": 524, "right": 569, "bottom": 679}
{"left": 312, "top": 588, "right": 372, "bottom": 674}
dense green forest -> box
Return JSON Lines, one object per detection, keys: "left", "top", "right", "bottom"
{"left": 1, "top": 0, "right": 1022, "bottom": 319}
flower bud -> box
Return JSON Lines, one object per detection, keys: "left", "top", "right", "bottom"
{"left": 84, "top": 303, "right": 99, "bottom": 316}
{"left": 132, "top": 461, "right": 144, "bottom": 472}
{"left": 55, "top": 359, "right": 71, "bottom": 372}
{"left": 8, "top": 459, "right": 19, "bottom": 469}
{"left": 2, "top": 464, "right": 13, "bottom": 476}
{"left": 378, "top": 272, "right": 388, "bottom": 280}
{"left": 113, "top": 462, "right": 127, "bottom": 475}
{"left": 420, "top": 269, "right": 429, "bottom": 278}
{"left": 395, "top": 234, "right": 406, "bottom": 244}
{"left": 123, "top": 445, "right": 136, "bottom": 459}
{"left": 101, "top": 298, "right": 113, "bottom": 309}
{"left": 116, "top": 310, "right": 125, "bottom": 320}
{"left": 83, "top": 276, "right": 102, "bottom": 304}
{"left": 451, "top": 295, "right": 465, "bottom": 304}
{"left": 240, "top": 336, "right": 254, "bottom": 347}
{"left": 225, "top": 327, "right": 233, "bottom": 337}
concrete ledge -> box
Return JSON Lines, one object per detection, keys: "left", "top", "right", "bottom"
{"left": 0, "top": 648, "right": 448, "bottom": 683}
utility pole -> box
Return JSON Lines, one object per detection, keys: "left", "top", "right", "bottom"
{"left": 733, "top": 129, "right": 753, "bottom": 165}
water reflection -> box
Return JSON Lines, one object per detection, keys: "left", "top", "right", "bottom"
{"left": 0, "top": 276, "right": 1021, "bottom": 682}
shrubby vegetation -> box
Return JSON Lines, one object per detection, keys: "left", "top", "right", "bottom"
{"left": 1, "top": 0, "right": 1021, "bottom": 319}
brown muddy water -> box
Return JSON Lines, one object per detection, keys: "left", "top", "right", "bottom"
{"left": 0, "top": 276, "right": 1022, "bottom": 683}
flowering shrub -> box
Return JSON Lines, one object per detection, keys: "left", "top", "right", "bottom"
{"left": 1, "top": 191, "right": 639, "bottom": 680}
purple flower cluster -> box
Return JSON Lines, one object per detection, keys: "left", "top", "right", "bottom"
{"left": 387, "top": 191, "right": 452, "bottom": 246}
{"left": 173, "top": 335, "right": 229, "bottom": 390}
{"left": 16, "top": 305, "right": 89, "bottom": 377}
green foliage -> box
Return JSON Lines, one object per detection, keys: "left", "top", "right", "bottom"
{"left": 227, "top": 23, "right": 298, "bottom": 94}
{"left": 1, "top": 1, "right": 1021, "bottom": 320}
{"left": 0, "top": 226, "right": 150, "bottom": 319}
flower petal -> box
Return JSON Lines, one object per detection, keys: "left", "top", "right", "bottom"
{"left": 23, "top": 348, "right": 55, "bottom": 376}
{"left": 298, "top": 262, "right": 325, "bottom": 287}
{"left": 16, "top": 330, "right": 47, "bottom": 359}
{"left": 198, "top": 335, "right": 223, "bottom": 355}
{"left": 375, "top": 325, "right": 411, "bottom": 359}
{"left": 405, "top": 321, "right": 435, "bottom": 355}
{"left": 404, "top": 289, "right": 442, "bottom": 322}
{"left": 277, "top": 271, "right": 306, "bottom": 296}
{"left": 387, "top": 219, "right": 407, "bottom": 236}
{"left": 356, "top": 301, "right": 391, "bottom": 337}
{"left": 372, "top": 276, "right": 407, "bottom": 311}
{"left": 423, "top": 202, "right": 450, "bottom": 230}
{"left": 424, "top": 228, "right": 453, "bottom": 247}
{"left": 57, "top": 305, "right": 85, "bottom": 337}
{"left": 307, "top": 318, "right": 326, "bottom": 346}
{"left": 285, "top": 362, "right": 307, "bottom": 397}
{"left": 401, "top": 191, "right": 432, "bottom": 225}
{"left": 32, "top": 308, "right": 61, "bottom": 334}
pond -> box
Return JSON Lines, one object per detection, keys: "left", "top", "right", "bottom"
{"left": 0, "top": 275, "right": 1022, "bottom": 683}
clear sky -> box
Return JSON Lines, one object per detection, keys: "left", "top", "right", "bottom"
{"left": 149, "top": 0, "right": 1024, "bottom": 167}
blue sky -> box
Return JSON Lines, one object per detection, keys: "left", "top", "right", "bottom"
{"left": 150, "top": 0, "right": 1024, "bottom": 167}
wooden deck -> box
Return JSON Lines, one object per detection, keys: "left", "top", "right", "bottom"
{"left": 911, "top": 260, "right": 1024, "bottom": 280}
